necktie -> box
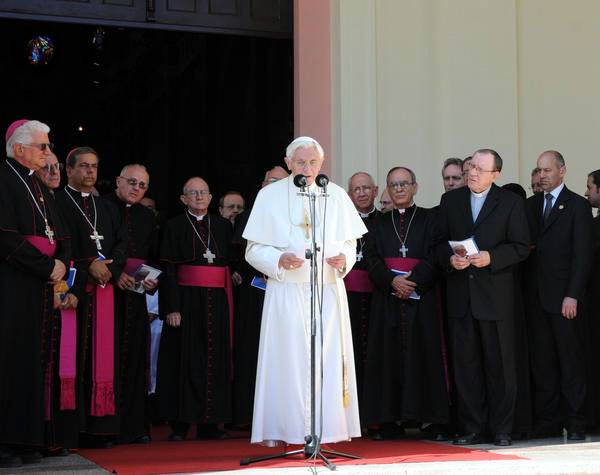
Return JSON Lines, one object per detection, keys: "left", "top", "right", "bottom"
{"left": 543, "top": 193, "right": 553, "bottom": 221}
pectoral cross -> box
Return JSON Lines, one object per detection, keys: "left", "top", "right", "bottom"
{"left": 90, "top": 229, "right": 104, "bottom": 250}
{"left": 400, "top": 244, "right": 408, "bottom": 258}
{"left": 356, "top": 250, "right": 363, "bottom": 262}
{"left": 203, "top": 248, "right": 216, "bottom": 264}
{"left": 44, "top": 221, "right": 55, "bottom": 244}
{"left": 301, "top": 208, "right": 311, "bottom": 239}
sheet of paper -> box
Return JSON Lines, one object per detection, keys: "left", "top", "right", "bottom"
{"left": 448, "top": 237, "right": 480, "bottom": 257}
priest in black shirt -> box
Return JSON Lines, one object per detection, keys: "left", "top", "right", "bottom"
{"left": 105, "top": 164, "right": 158, "bottom": 444}
{"left": 157, "top": 177, "right": 233, "bottom": 440}
{"left": 344, "top": 171, "right": 379, "bottom": 417}
{"left": 0, "top": 120, "right": 69, "bottom": 467}
{"left": 362, "top": 167, "right": 450, "bottom": 440}
{"left": 55, "top": 147, "right": 127, "bottom": 446}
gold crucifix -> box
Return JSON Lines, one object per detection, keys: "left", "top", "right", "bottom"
{"left": 301, "top": 208, "right": 311, "bottom": 239}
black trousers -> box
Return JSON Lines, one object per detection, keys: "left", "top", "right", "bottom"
{"left": 527, "top": 300, "right": 586, "bottom": 433}
{"left": 450, "top": 312, "right": 516, "bottom": 436}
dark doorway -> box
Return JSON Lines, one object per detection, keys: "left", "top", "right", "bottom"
{"left": 0, "top": 18, "right": 293, "bottom": 218}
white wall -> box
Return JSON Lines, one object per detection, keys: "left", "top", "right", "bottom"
{"left": 331, "top": 0, "right": 600, "bottom": 206}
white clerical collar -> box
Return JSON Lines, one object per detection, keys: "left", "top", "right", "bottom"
{"left": 471, "top": 186, "right": 491, "bottom": 199}
{"left": 358, "top": 206, "right": 376, "bottom": 218}
{"left": 68, "top": 184, "right": 90, "bottom": 197}
{"left": 28, "top": 169, "right": 34, "bottom": 176}
{"left": 188, "top": 210, "right": 206, "bottom": 221}
{"left": 126, "top": 204, "right": 132, "bottom": 208}
{"left": 545, "top": 182, "right": 564, "bottom": 201}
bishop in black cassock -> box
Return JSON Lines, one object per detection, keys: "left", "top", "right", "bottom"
{"left": 55, "top": 147, "right": 127, "bottom": 444}
{"left": 362, "top": 168, "right": 450, "bottom": 440}
{"left": 0, "top": 120, "right": 69, "bottom": 467}
{"left": 157, "top": 177, "right": 233, "bottom": 440}
{"left": 344, "top": 172, "right": 380, "bottom": 418}
{"left": 105, "top": 164, "right": 158, "bottom": 443}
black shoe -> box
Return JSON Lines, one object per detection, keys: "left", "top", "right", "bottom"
{"left": 567, "top": 431, "right": 586, "bottom": 441}
{"left": 133, "top": 435, "right": 151, "bottom": 444}
{"left": 370, "top": 423, "right": 404, "bottom": 441}
{"left": 43, "top": 447, "right": 70, "bottom": 457}
{"left": 0, "top": 447, "right": 22, "bottom": 468}
{"left": 453, "top": 433, "right": 483, "bottom": 445}
{"left": 20, "top": 448, "right": 43, "bottom": 464}
{"left": 196, "top": 424, "right": 231, "bottom": 440}
{"left": 168, "top": 432, "right": 185, "bottom": 442}
{"left": 494, "top": 434, "right": 512, "bottom": 446}
{"left": 421, "top": 424, "right": 449, "bottom": 441}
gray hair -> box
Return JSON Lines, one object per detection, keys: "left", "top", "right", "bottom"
{"left": 441, "top": 157, "right": 463, "bottom": 176}
{"left": 285, "top": 136, "right": 324, "bottom": 161}
{"left": 386, "top": 166, "right": 417, "bottom": 184}
{"left": 6, "top": 120, "right": 50, "bottom": 158}
{"left": 347, "top": 171, "right": 375, "bottom": 191}
{"left": 120, "top": 163, "right": 148, "bottom": 177}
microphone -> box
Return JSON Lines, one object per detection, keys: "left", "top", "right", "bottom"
{"left": 293, "top": 174, "right": 308, "bottom": 189}
{"left": 315, "top": 174, "right": 329, "bottom": 191}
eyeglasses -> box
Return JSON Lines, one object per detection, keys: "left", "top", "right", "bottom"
{"left": 387, "top": 181, "right": 414, "bottom": 190}
{"left": 119, "top": 176, "right": 148, "bottom": 190}
{"left": 291, "top": 160, "right": 320, "bottom": 170}
{"left": 22, "top": 143, "right": 54, "bottom": 152}
{"left": 470, "top": 165, "right": 497, "bottom": 174}
{"left": 42, "top": 163, "right": 63, "bottom": 173}
{"left": 184, "top": 190, "right": 211, "bottom": 198}
{"left": 223, "top": 204, "right": 244, "bottom": 210}
{"left": 351, "top": 185, "right": 373, "bottom": 194}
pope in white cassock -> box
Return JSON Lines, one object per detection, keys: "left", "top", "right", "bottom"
{"left": 243, "top": 136, "right": 367, "bottom": 446}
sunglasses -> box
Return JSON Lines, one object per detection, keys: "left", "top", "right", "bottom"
{"left": 22, "top": 143, "right": 54, "bottom": 152}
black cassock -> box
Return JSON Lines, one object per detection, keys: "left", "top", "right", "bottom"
{"left": 362, "top": 206, "right": 450, "bottom": 426}
{"left": 157, "top": 212, "right": 233, "bottom": 428}
{"left": 585, "top": 215, "right": 600, "bottom": 427}
{"left": 104, "top": 192, "right": 157, "bottom": 442}
{"left": 345, "top": 208, "right": 379, "bottom": 419}
{"left": 231, "top": 209, "right": 265, "bottom": 426}
{"left": 0, "top": 159, "right": 69, "bottom": 447}
{"left": 55, "top": 187, "right": 127, "bottom": 436}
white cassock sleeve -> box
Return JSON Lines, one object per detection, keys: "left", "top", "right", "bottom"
{"left": 245, "top": 241, "right": 286, "bottom": 281}
{"left": 338, "top": 238, "right": 357, "bottom": 278}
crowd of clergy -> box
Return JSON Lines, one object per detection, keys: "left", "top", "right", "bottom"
{"left": 1, "top": 118, "right": 600, "bottom": 469}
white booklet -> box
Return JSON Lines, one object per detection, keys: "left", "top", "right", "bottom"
{"left": 129, "top": 264, "right": 162, "bottom": 294}
{"left": 448, "top": 237, "right": 480, "bottom": 257}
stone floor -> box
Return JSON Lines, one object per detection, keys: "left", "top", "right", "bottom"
{"left": 2, "top": 433, "right": 600, "bottom": 475}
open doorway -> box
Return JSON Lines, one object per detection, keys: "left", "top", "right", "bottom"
{"left": 0, "top": 18, "right": 293, "bottom": 217}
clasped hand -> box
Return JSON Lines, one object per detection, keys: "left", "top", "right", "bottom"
{"left": 391, "top": 271, "right": 416, "bottom": 300}
{"left": 89, "top": 258, "right": 113, "bottom": 285}
{"left": 450, "top": 251, "right": 491, "bottom": 270}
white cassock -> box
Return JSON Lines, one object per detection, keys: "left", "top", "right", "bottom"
{"left": 243, "top": 175, "right": 367, "bottom": 445}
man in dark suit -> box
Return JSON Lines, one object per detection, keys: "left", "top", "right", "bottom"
{"left": 525, "top": 151, "right": 593, "bottom": 440}
{"left": 436, "top": 149, "right": 530, "bottom": 447}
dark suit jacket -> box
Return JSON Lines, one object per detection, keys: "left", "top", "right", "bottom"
{"left": 436, "top": 184, "right": 530, "bottom": 321}
{"left": 525, "top": 186, "right": 593, "bottom": 314}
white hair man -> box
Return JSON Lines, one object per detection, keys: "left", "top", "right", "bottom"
{"left": 243, "top": 136, "right": 367, "bottom": 446}
{"left": 1, "top": 119, "right": 68, "bottom": 467}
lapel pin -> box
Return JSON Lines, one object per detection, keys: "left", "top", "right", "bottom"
{"left": 559, "top": 205, "right": 564, "bottom": 210}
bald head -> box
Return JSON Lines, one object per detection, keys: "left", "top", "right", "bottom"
{"left": 262, "top": 166, "right": 289, "bottom": 188}
{"left": 180, "top": 176, "right": 212, "bottom": 216}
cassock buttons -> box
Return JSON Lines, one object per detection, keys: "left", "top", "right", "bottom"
{"left": 469, "top": 274, "right": 474, "bottom": 280}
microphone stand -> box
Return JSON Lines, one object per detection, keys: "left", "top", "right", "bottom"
{"left": 240, "top": 184, "right": 360, "bottom": 470}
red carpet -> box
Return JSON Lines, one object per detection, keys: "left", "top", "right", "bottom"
{"left": 79, "top": 427, "right": 524, "bottom": 474}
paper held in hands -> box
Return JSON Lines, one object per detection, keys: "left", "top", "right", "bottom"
{"left": 448, "top": 237, "right": 480, "bottom": 257}
{"left": 391, "top": 269, "right": 420, "bottom": 300}
{"left": 129, "top": 264, "right": 162, "bottom": 293}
